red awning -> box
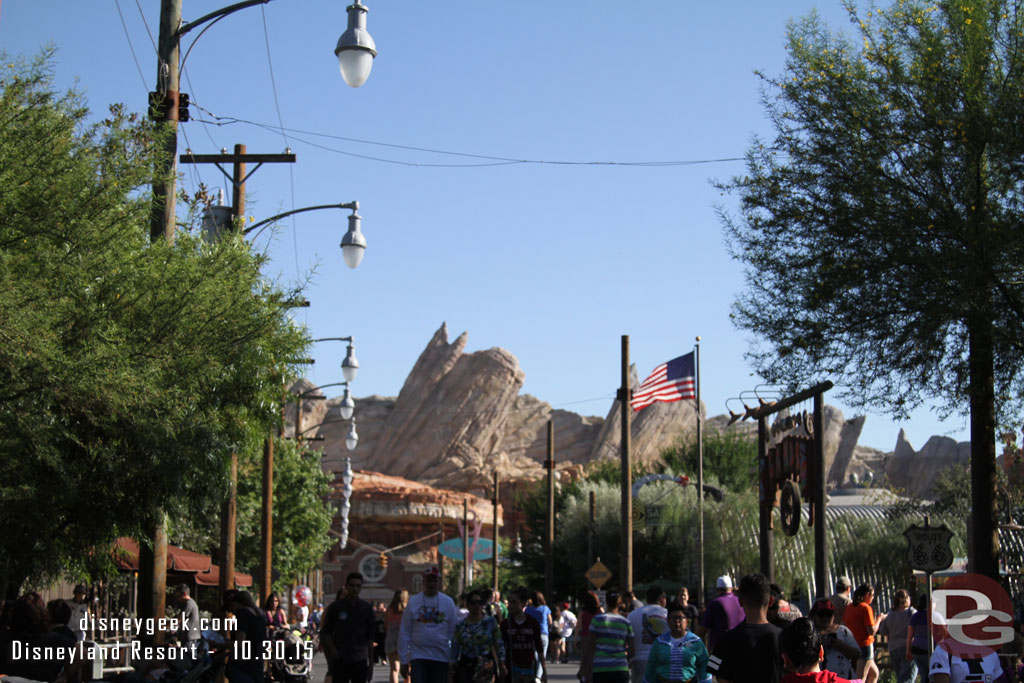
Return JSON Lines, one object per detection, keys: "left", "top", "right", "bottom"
{"left": 195, "top": 564, "right": 253, "bottom": 587}
{"left": 113, "top": 537, "right": 226, "bottom": 577}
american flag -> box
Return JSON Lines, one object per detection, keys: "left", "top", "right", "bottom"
{"left": 631, "top": 351, "right": 696, "bottom": 411}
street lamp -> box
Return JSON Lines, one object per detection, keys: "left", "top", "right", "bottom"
{"left": 335, "top": 1, "right": 377, "bottom": 88}
{"left": 312, "top": 337, "right": 360, "bottom": 383}
{"left": 242, "top": 202, "right": 366, "bottom": 270}
{"left": 345, "top": 417, "right": 359, "bottom": 451}
{"left": 340, "top": 382, "right": 355, "bottom": 420}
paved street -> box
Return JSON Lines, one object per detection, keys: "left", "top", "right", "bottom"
{"left": 308, "top": 653, "right": 581, "bottom": 683}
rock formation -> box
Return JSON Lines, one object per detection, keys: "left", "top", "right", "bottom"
{"left": 291, "top": 323, "right": 968, "bottom": 499}
{"left": 885, "top": 430, "right": 970, "bottom": 497}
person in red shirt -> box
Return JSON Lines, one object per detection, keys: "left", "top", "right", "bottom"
{"left": 781, "top": 617, "right": 876, "bottom": 683}
{"left": 841, "top": 584, "right": 885, "bottom": 679}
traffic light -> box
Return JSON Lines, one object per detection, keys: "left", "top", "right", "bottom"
{"left": 178, "top": 92, "right": 190, "bottom": 122}
{"left": 379, "top": 553, "right": 388, "bottom": 569}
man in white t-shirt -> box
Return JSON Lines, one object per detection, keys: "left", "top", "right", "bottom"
{"left": 628, "top": 585, "right": 668, "bottom": 683}
{"left": 398, "top": 566, "right": 458, "bottom": 683}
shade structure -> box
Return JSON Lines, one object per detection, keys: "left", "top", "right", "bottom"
{"left": 112, "top": 537, "right": 252, "bottom": 587}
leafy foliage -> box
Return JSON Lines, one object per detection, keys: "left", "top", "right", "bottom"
{"left": 0, "top": 53, "right": 309, "bottom": 593}
{"left": 719, "top": 0, "right": 1024, "bottom": 424}
{"left": 660, "top": 427, "right": 759, "bottom": 493}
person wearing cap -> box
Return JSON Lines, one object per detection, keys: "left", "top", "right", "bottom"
{"left": 322, "top": 571, "right": 376, "bottom": 683}
{"left": 829, "top": 578, "right": 852, "bottom": 626}
{"left": 696, "top": 575, "right": 743, "bottom": 652}
{"left": 809, "top": 599, "right": 860, "bottom": 681}
{"left": 67, "top": 584, "right": 90, "bottom": 641}
{"left": 399, "top": 566, "right": 458, "bottom": 683}
{"left": 641, "top": 600, "right": 707, "bottom": 683}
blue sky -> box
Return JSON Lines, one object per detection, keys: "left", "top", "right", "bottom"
{"left": 0, "top": 1, "right": 972, "bottom": 452}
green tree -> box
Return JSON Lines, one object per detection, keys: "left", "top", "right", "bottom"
{"left": 0, "top": 53, "right": 308, "bottom": 594}
{"left": 235, "top": 438, "right": 334, "bottom": 593}
{"left": 719, "top": 0, "right": 1024, "bottom": 578}
{"left": 660, "top": 427, "right": 758, "bottom": 493}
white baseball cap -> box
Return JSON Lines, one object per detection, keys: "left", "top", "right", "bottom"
{"left": 716, "top": 575, "right": 733, "bottom": 589}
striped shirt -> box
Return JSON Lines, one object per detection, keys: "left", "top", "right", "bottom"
{"left": 590, "top": 612, "right": 633, "bottom": 673}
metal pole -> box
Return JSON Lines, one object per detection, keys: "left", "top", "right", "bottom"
{"left": 492, "top": 471, "right": 499, "bottom": 592}
{"left": 546, "top": 420, "right": 555, "bottom": 601}
{"left": 463, "top": 500, "right": 470, "bottom": 593}
{"left": 695, "top": 338, "right": 704, "bottom": 607}
{"left": 620, "top": 335, "right": 632, "bottom": 593}
{"left": 813, "top": 391, "right": 827, "bottom": 598}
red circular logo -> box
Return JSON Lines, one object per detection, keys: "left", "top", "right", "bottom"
{"left": 932, "top": 573, "right": 1014, "bottom": 660}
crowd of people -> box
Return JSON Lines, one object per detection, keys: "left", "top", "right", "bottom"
{"left": 307, "top": 569, "right": 1020, "bottom": 683}
{"left": 2, "top": 571, "right": 1021, "bottom": 683}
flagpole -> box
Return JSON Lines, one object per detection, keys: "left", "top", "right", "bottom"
{"left": 619, "top": 335, "right": 633, "bottom": 596}
{"left": 695, "top": 337, "right": 704, "bottom": 609}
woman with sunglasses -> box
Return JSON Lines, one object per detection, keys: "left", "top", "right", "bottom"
{"left": 449, "top": 589, "right": 505, "bottom": 683}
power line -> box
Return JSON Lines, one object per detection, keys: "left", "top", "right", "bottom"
{"left": 189, "top": 109, "right": 748, "bottom": 169}
{"left": 114, "top": 0, "right": 149, "bottom": 91}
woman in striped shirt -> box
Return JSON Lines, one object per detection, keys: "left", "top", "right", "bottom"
{"left": 580, "top": 591, "right": 634, "bottom": 683}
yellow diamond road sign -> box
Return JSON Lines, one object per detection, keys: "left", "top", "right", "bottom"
{"left": 585, "top": 560, "right": 612, "bottom": 589}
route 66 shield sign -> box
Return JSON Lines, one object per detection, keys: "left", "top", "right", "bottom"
{"left": 903, "top": 522, "right": 954, "bottom": 572}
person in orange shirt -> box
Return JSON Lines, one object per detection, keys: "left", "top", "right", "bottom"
{"left": 842, "top": 584, "right": 886, "bottom": 680}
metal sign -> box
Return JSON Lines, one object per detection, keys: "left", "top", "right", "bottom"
{"left": 646, "top": 504, "right": 662, "bottom": 528}
{"left": 438, "top": 537, "right": 498, "bottom": 561}
{"left": 585, "top": 560, "right": 612, "bottom": 589}
{"left": 903, "top": 521, "right": 954, "bottom": 572}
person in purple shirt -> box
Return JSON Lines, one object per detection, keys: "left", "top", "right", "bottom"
{"left": 697, "top": 575, "right": 745, "bottom": 652}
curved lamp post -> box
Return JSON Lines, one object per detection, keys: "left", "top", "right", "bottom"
{"left": 243, "top": 202, "right": 367, "bottom": 269}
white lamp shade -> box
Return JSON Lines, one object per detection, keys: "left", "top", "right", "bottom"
{"left": 342, "top": 344, "right": 359, "bottom": 382}
{"left": 345, "top": 421, "right": 359, "bottom": 450}
{"left": 335, "top": 2, "right": 376, "bottom": 88}
{"left": 340, "top": 212, "right": 366, "bottom": 269}
{"left": 340, "top": 388, "right": 355, "bottom": 420}
{"left": 338, "top": 50, "right": 374, "bottom": 88}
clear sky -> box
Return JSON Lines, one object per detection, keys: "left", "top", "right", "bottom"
{"left": 0, "top": 1, "right": 973, "bottom": 452}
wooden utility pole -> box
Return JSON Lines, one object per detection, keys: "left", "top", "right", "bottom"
{"left": 545, "top": 420, "right": 555, "bottom": 601}
{"left": 151, "top": 0, "right": 181, "bottom": 243}
{"left": 619, "top": 335, "right": 632, "bottom": 593}
{"left": 180, "top": 145, "right": 296, "bottom": 605}
{"left": 139, "top": 0, "right": 181, "bottom": 629}
{"left": 261, "top": 435, "right": 274, "bottom": 603}
{"left": 492, "top": 472, "right": 499, "bottom": 592}
{"left": 588, "top": 491, "right": 596, "bottom": 568}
